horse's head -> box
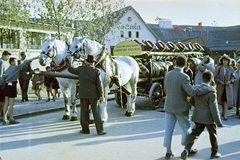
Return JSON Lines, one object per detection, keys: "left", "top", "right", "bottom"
{"left": 68, "top": 37, "right": 87, "bottom": 60}
{"left": 39, "top": 37, "right": 58, "bottom": 66}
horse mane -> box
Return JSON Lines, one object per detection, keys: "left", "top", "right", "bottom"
{"left": 54, "top": 39, "right": 68, "bottom": 56}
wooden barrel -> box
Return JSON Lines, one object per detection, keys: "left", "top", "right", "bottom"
{"left": 151, "top": 61, "right": 169, "bottom": 77}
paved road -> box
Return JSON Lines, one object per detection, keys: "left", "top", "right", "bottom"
{"left": 0, "top": 97, "right": 240, "bottom": 160}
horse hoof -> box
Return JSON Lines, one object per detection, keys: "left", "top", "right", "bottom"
{"left": 62, "top": 115, "right": 70, "bottom": 120}
{"left": 89, "top": 120, "right": 95, "bottom": 124}
{"left": 125, "top": 111, "right": 134, "bottom": 117}
{"left": 70, "top": 117, "right": 77, "bottom": 121}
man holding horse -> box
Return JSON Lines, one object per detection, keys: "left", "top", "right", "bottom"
{"left": 66, "top": 54, "right": 106, "bottom": 135}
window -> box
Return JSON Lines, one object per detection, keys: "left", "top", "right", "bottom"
{"left": 0, "top": 29, "right": 19, "bottom": 49}
{"left": 120, "top": 31, "right": 124, "bottom": 38}
{"left": 136, "top": 31, "right": 139, "bottom": 38}
{"left": 128, "top": 31, "right": 132, "bottom": 38}
{"left": 26, "top": 32, "right": 46, "bottom": 49}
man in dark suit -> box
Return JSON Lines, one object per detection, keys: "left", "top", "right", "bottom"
{"left": 181, "top": 71, "right": 223, "bottom": 160}
{"left": 163, "top": 55, "right": 214, "bottom": 159}
{"left": 18, "top": 52, "right": 33, "bottom": 102}
{"left": 67, "top": 54, "right": 106, "bottom": 135}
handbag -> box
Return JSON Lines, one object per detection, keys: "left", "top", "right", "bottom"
{"left": 99, "top": 101, "right": 108, "bottom": 122}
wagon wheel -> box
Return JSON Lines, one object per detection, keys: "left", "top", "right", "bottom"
{"left": 149, "top": 83, "right": 163, "bottom": 109}
{"left": 115, "top": 91, "right": 127, "bottom": 107}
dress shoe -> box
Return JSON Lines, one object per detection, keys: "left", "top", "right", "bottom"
{"left": 210, "top": 152, "right": 221, "bottom": 159}
{"left": 165, "top": 153, "right": 174, "bottom": 159}
{"left": 188, "top": 148, "right": 198, "bottom": 156}
{"left": 98, "top": 131, "right": 107, "bottom": 135}
{"left": 181, "top": 149, "right": 188, "bottom": 160}
{"left": 80, "top": 130, "right": 90, "bottom": 134}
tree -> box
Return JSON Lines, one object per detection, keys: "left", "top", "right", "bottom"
{"left": 0, "top": 0, "right": 31, "bottom": 22}
{"left": 33, "top": 0, "right": 82, "bottom": 40}
{"left": 74, "top": 0, "right": 126, "bottom": 45}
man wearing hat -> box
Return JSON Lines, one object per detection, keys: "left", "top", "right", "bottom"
{"left": 0, "top": 51, "right": 11, "bottom": 116}
{"left": 66, "top": 54, "right": 106, "bottom": 135}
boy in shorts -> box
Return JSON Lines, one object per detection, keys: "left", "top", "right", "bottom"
{"left": 2, "top": 55, "right": 38, "bottom": 125}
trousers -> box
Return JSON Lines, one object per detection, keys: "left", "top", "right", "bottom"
{"left": 163, "top": 112, "right": 191, "bottom": 148}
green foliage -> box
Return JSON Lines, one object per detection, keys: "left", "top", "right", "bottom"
{"left": 34, "top": 0, "right": 82, "bottom": 40}
{"left": 75, "top": 0, "right": 126, "bottom": 44}
{"left": 0, "top": 0, "right": 31, "bottom": 22}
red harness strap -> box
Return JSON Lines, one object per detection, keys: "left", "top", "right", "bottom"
{"left": 52, "top": 59, "right": 68, "bottom": 72}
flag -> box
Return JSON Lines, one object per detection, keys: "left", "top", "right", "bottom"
{"left": 174, "top": 26, "right": 178, "bottom": 33}
{"left": 198, "top": 22, "right": 202, "bottom": 29}
{"left": 206, "top": 31, "right": 209, "bottom": 41}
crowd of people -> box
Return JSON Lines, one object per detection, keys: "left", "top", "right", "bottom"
{"left": 0, "top": 51, "right": 61, "bottom": 125}
{"left": 1, "top": 50, "right": 240, "bottom": 144}
{"left": 163, "top": 54, "right": 240, "bottom": 160}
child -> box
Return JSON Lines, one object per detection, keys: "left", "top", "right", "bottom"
{"left": 32, "top": 68, "right": 44, "bottom": 101}
{"left": 44, "top": 66, "right": 54, "bottom": 102}
{"left": 3, "top": 55, "right": 38, "bottom": 125}
{"left": 181, "top": 71, "right": 223, "bottom": 159}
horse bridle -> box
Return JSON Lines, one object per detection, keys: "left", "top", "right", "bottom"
{"left": 40, "top": 44, "right": 57, "bottom": 59}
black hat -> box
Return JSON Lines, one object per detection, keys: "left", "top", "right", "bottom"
{"left": 85, "top": 54, "right": 96, "bottom": 62}
{"left": 2, "top": 50, "right": 11, "bottom": 56}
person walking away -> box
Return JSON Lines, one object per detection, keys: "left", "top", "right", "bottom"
{"left": 2, "top": 56, "right": 38, "bottom": 125}
{"left": 66, "top": 54, "right": 106, "bottom": 135}
{"left": 0, "top": 51, "right": 11, "bottom": 116}
{"left": 194, "top": 55, "right": 215, "bottom": 85}
{"left": 32, "top": 68, "right": 44, "bottom": 101}
{"left": 181, "top": 71, "right": 223, "bottom": 160}
{"left": 233, "top": 60, "right": 240, "bottom": 119}
{"left": 214, "top": 54, "right": 235, "bottom": 120}
{"left": 44, "top": 66, "right": 54, "bottom": 102}
{"left": 163, "top": 55, "right": 215, "bottom": 159}
{"left": 18, "top": 52, "right": 33, "bottom": 102}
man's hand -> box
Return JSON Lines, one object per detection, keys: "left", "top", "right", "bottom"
{"left": 99, "top": 96, "right": 105, "bottom": 103}
{"left": 219, "top": 81, "right": 225, "bottom": 86}
{"left": 207, "top": 86, "right": 216, "bottom": 92}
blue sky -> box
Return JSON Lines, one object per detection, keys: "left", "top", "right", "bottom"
{"left": 124, "top": 0, "right": 240, "bottom": 27}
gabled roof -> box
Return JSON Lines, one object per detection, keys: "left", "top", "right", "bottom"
{"left": 114, "top": 5, "right": 159, "bottom": 40}
{"left": 148, "top": 23, "right": 240, "bottom": 52}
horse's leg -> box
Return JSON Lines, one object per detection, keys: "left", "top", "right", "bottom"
{"left": 61, "top": 88, "right": 70, "bottom": 120}
{"left": 101, "top": 87, "right": 109, "bottom": 124}
{"left": 125, "top": 80, "right": 138, "bottom": 117}
{"left": 70, "top": 84, "right": 77, "bottom": 121}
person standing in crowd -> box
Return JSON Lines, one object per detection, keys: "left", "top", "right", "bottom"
{"left": 0, "top": 51, "right": 11, "bottom": 116}
{"left": 163, "top": 55, "right": 214, "bottom": 159}
{"left": 44, "top": 66, "right": 55, "bottom": 102}
{"left": 184, "top": 61, "right": 194, "bottom": 85}
{"left": 194, "top": 55, "right": 215, "bottom": 85}
{"left": 2, "top": 56, "right": 38, "bottom": 125}
{"left": 214, "top": 54, "right": 235, "bottom": 121}
{"left": 233, "top": 60, "right": 240, "bottom": 119}
{"left": 18, "top": 52, "right": 33, "bottom": 102}
{"left": 32, "top": 68, "right": 45, "bottom": 101}
{"left": 66, "top": 54, "right": 106, "bottom": 135}
{"left": 231, "top": 58, "right": 237, "bottom": 70}
{"left": 181, "top": 71, "right": 223, "bottom": 160}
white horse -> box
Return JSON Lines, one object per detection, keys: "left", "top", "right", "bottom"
{"left": 39, "top": 37, "right": 78, "bottom": 121}
{"left": 67, "top": 37, "right": 139, "bottom": 117}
